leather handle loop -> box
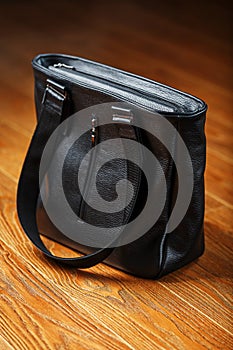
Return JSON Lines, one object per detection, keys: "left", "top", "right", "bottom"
{"left": 17, "top": 81, "right": 114, "bottom": 268}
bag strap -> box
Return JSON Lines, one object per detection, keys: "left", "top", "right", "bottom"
{"left": 17, "top": 80, "right": 116, "bottom": 268}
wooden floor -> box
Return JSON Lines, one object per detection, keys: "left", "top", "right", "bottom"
{"left": 0, "top": 1, "right": 232, "bottom": 349}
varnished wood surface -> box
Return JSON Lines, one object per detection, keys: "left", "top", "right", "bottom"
{"left": 0, "top": 1, "right": 232, "bottom": 349}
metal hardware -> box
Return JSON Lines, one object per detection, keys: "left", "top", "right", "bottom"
{"left": 112, "top": 106, "right": 133, "bottom": 124}
{"left": 53, "top": 63, "right": 75, "bottom": 70}
{"left": 91, "top": 116, "right": 97, "bottom": 146}
{"left": 42, "top": 79, "right": 67, "bottom": 104}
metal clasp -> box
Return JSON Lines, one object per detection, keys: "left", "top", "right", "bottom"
{"left": 42, "top": 79, "right": 67, "bottom": 104}
{"left": 112, "top": 106, "right": 133, "bottom": 124}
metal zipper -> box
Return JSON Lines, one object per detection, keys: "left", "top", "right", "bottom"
{"left": 48, "top": 63, "right": 177, "bottom": 113}
{"left": 78, "top": 116, "right": 98, "bottom": 222}
{"left": 53, "top": 63, "right": 75, "bottom": 70}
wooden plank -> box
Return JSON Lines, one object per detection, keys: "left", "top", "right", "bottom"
{"left": 1, "top": 216, "right": 232, "bottom": 350}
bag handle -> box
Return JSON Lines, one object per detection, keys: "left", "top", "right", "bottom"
{"left": 17, "top": 80, "right": 115, "bottom": 268}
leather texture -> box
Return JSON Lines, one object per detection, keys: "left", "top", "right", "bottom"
{"left": 17, "top": 53, "right": 207, "bottom": 278}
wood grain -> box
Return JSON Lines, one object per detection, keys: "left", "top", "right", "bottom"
{"left": 0, "top": 1, "right": 232, "bottom": 349}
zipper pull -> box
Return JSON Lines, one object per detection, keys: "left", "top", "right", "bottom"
{"left": 91, "top": 116, "right": 97, "bottom": 146}
{"left": 53, "top": 63, "right": 75, "bottom": 70}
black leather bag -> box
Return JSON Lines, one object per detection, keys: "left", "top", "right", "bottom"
{"left": 17, "top": 53, "right": 207, "bottom": 278}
